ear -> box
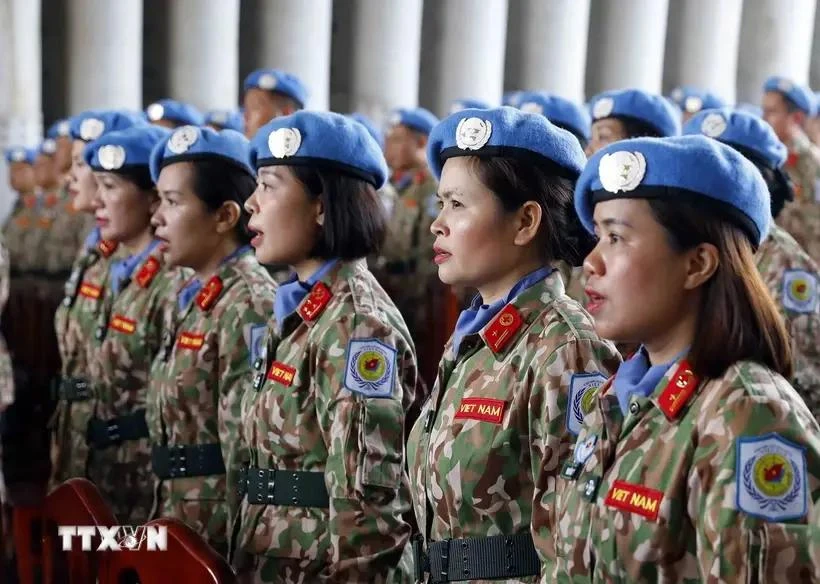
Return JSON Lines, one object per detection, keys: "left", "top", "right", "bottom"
{"left": 512, "top": 201, "right": 542, "bottom": 247}
{"left": 214, "top": 201, "right": 242, "bottom": 234}
{"left": 682, "top": 242, "right": 719, "bottom": 290}
{"left": 792, "top": 110, "right": 807, "bottom": 127}
{"left": 314, "top": 196, "right": 325, "bottom": 227}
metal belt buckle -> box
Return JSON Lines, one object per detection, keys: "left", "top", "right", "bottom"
{"left": 106, "top": 421, "right": 120, "bottom": 442}
{"left": 169, "top": 445, "right": 187, "bottom": 477}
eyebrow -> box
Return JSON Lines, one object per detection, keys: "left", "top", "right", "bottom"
{"left": 436, "top": 188, "right": 463, "bottom": 200}
{"left": 593, "top": 217, "right": 633, "bottom": 229}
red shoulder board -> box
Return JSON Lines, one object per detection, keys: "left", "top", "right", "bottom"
{"left": 786, "top": 151, "right": 798, "bottom": 168}
{"left": 482, "top": 304, "right": 523, "bottom": 354}
{"left": 196, "top": 276, "right": 224, "bottom": 311}
{"left": 298, "top": 282, "right": 332, "bottom": 322}
{"left": 657, "top": 361, "right": 700, "bottom": 420}
{"left": 98, "top": 239, "right": 118, "bottom": 257}
{"left": 44, "top": 192, "right": 59, "bottom": 208}
{"left": 135, "top": 257, "right": 161, "bottom": 288}
{"left": 412, "top": 171, "right": 427, "bottom": 185}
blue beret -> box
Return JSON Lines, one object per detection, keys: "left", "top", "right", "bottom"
{"left": 38, "top": 139, "right": 58, "bottom": 157}
{"left": 5, "top": 147, "right": 36, "bottom": 165}
{"left": 763, "top": 76, "right": 817, "bottom": 116}
{"left": 683, "top": 107, "right": 786, "bottom": 170}
{"left": 85, "top": 126, "right": 170, "bottom": 174}
{"left": 575, "top": 135, "right": 770, "bottom": 246}
{"left": 502, "top": 91, "right": 523, "bottom": 108}
{"left": 816, "top": 92, "right": 820, "bottom": 117}
{"left": 347, "top": 113, "right": 384, "bottom": 150}
{"left": 426, "top": 106, "right": 586, "bottom": 181}
{"left": 735, "top": 102, "right": 763, "bottom": 118}
{"left": 150, "top": 126, "right": 254, "bottom": 183}
{"left": 669, "top": 86, "right": 727, "bottom": 114}
{"left": 243, "top": 69, "right": 308, "bottom": 109}
{"left": 517, "top": 91, "right": 592, "bottom": 142}
{"left": 388, "top": 107, "right": 439, "bottom": 136}
{"left": 204, "top": 110, "right": 244, "bottom": 133}
{"left": 145, "top": 99, "right": 205, "bottom": 126}
{"left": 450, "top": 98, "right": 492, "bottom": 113}
{"left": 589, "top": 89, "right": 681, "bottom": 137}
{"left": 249, "top": 111, "right": 388, "bottom": 189}
{"left": 46, "top": 119, "right": 72, "bottom": 139}
{"left": 69, "top": 110, "right": 147, "bottom": 142}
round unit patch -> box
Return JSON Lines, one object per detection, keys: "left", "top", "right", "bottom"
{"left": 782, "top": 269, "right": 818, "bottom": 314}
{"left": 684, "top": 95, "right": 703, "bottom": 113}
{"left": 701, "top": 112, "right": 727, "bottom": 138}
{"left": 258, "top": 73, "right": 277, "bottom": 90}
{"left": 98, "top": 145, "right": 126, "bottom": 170}
{"left": 592, "top": 97, "right": 615, "bottom": 120}
{"left": 344, "top": 339, "right": 397, "bottom": 398}
{"left": 41, "top": 139, "right": 57, "bottom": 154}
{"left": 268, "top": 127, "right": 302, "bottom": 158}
{"left": 519, "top": 101, "right": 544, "bottom": 115}
{"left": 567, "top": 372, "right": 607, "bottom": 435}
{"left": 167, "top": 126, "right": 200, "bottom": 154}
{"left": 737, "top": 434, "right": 807, "bottom": 521}
{"left": 598, "top": 150, "right": 647, "bottom": 193}
{"left": 10, "top": 149, "right": 25, "bottom": 162}
{"left": 57, "top": 120, "right": 71, "bottom": 137}
{"left": 80, "top": 118, "right": 105, "bottom": 141}
{"left": 147, "top": 103, "right": 165, "bottom": 122}
{"left": 455, "top": 117, "right": 492, "bottom": 151}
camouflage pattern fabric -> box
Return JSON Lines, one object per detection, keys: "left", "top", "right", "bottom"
{"left": 233, "top": 260, "right": 419, "bottom": 583}
{"left": 148, "top": 250, "right": 275, "bottom": 557}
{"left": 86, "top": 244, "right": 187, "bottom": 525}
{"left": 777, "top": 134, "right": 820, "bottom": 262}
{"left": 43, "top": 186, "right": 94, "bottom": 276}
{"left": 555, "top": 261, "right": 587, "bottom": 306}
{"left": 756, "top": 224, "right": 820, "bottom": 422}
{"left": 406, "top": 271, "right": 621, "bottom": 582}
{"left": 0, "top": 238, "right": 14, "bottom": 408}
{"left": 554, "top": 360, "right": 820, "bottom": 582}
{"left": 3, "top": 194, "right": 45, "bottom": 273}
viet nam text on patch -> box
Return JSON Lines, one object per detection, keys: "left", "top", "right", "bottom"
{"left": 454, "top": 397, "right": 506, "bottom": 424}
{"left": 343, "top": 339, "right": 396, "bottom": 398}
{"left": 109, "top": 314, "right": 136, "bottom": 335}
{"left": 177, "top": 332, "right": 204, "bottom": 351}
{"left": 267, "top": 361, "right": 296, "bottom": 387}
{"left": 567, "top": 372, "right": 607, "bottom": 435}
{"left": 604, "top": 480, "right": 663, "bottom": 521}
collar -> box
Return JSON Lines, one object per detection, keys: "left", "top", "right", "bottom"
{"left": 647, "top": 358, "right": 702, "bottom": 421}
{"left": 110, "top": 239, "right": 161, "bottom": 295}
{"left": 273, "top": 259, "right": 341, "bottom": 330}
{"left": 177, "top": 245, "right": 254, "bottom": 311}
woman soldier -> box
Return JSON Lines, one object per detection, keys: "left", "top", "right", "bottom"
{"left": 147, "top": 127, "right": 276, "bottom": 556}
{"left": 233, "top": 112, "right": 421, "bottom": 582}
{"left": 82, "top": 124, "right": 182, "bottom": 524}
{"left": 50, "top": 110, "right": 145, "bottom": 487}
{"left": 406, "top": 107, "right": 621, "bottom": 582}
{"left": 555, "top": 135, "right": 819, "bottom": 581}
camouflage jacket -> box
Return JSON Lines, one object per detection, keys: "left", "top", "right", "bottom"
{"left": 0, "top": 237, "right": 14, "bottom": 407}
{"left": 147, "top": 249, "right": 275, "bottom": 551}
{"left": 756, "top": 224, "right": 820, "bottom": 422}
{"left": 777, "top": 133, "right": 820, "bottom": 261}
{"left": 3, "top": 193, "right": 46, "bottom": 273}
{"left": 406, "top": 271, "right": 621, "bottom": 582}
{"left": 554, "top": 360, "right": 820, "bottom": 583}
{"left": 43, "top": 186, "right": 94, "bottom": 275}
{"left": 235, "top": 260, "right": 418, "bottom": 583}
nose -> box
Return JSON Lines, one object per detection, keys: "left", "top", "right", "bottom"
{"left": 583, "top": 240, "right": 605, "bottom": 278}
{"left": 430, "top": 206, "right": 446, "bottom": 237}
{"left": 150, "top": 204, "right": 165, "bottom": 228}
{"left": 244, "top": 187, "right": 260, "bottom": 214}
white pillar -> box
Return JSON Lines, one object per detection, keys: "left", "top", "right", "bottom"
{"left": 255, "top": 0, "right": 333, "bottom": 111}
{"left": 349, "top": 0, "right": 423, "bottom": 123}
{"left": 506, "top": 0, "right": 591, "bottom": 103}
{"left": 736, "top": 0, "right": 818, "bottom": 104}
{"left": 168, "top": 0, "right": 240, "bottom": 111}
{"left": 811, "top": 1, "right": 820, "bottom": 88}
{"left": 67, "top": 0, "right": 143, "bottom": 112}
{"left": 663, "top": 0, "right": 743, "bottom": 104}
{"left": 585, "top": 0, "right": 670, "bottom": 96}
{"left": 428, "top": 0, "right": 509, "bottom": 116}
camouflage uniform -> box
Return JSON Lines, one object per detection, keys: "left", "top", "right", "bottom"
{"left": 555, "top": 261, "right": 587, "bottom": 305}
{"left": 553, "top": 359, "right": 820, "bottom": 582}
{"left": 756, "top": 224, "right": 820, "bottom": 422}
{"left": 86, "top": 243, "right": 186, "bottom": 525}
{"left": 233, "top": 260, "right": 419, "bottom": 583}
{"left": 148, "top": 249, "right": 275, "bottom": 556}
{"left": 407, "top": 271, "right": 621, "bottom": 582}
{"left": 50, "top": 235, "right": 121, "bottom": 485}
{"left": 3, "top": 194, "right": 42, "bottom": 273}
{"left": 777, "top": 133, "right": 820, "bottom": 261}
{"left": 43, "top": 185, "right": 94, "bottom": 276}
{"left": 0, "top": 237, "right": 15, "bottom": 408}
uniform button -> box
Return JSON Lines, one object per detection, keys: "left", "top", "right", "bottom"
{"left": 94, "top": 326, "right": 105, "bottom": 340}
{"left": 62, "top": 297, "right": 72, "bottom": 307}
{"left": 629, "top": 402, "right": 640, "bottom": 415}
{"left": 253, "top": 358, "right": 263, "bottom": 371}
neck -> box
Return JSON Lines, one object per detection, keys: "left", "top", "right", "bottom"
{"left": 121, "top": 228, "right": 154, "bottom": 255}
{"left": 193, "top": 237, "right": 242, "bottom": 282}
{"left": 643, "top": 310, "right": 698, "bottom": 366}
{"left": 476, "top": 258, "right": 545, "bottom": 305}
{"left": 293, "top": 257, "right": 328, "bottom": 283}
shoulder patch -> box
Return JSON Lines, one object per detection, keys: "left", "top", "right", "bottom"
{"left": 567, "top": 372, "right": 607, "bottom": 435}
{"left": 782, "top": 269, "right": 818, "bottom": 314}
{"left": 343, "top": 338, "right": 396, "bottom": 398}
{"left": 736, "top": 433, "right": 807, "bottom": 522}
{"left": 247, "top": 324, "right": 267, "bottom": 367}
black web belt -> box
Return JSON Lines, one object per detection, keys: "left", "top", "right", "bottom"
{"left": 86, "top": 409, "right": 149, "bottom": 449}
{"left": 151, "top": 443, "right": 226, "bottom": 479}
{"left": 238, "top": 466, "right": 329, "bottom": 508}
{"left": 412, "top": 532, "right": 541, "bottom": 583}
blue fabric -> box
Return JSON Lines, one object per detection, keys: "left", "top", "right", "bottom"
{"left": 451, "top": 98, "right": 492, "bottom": 112}
{"left": 683, "top": 107, "right": 787, "bottom": 170}
{"left": 243, "top": 68, "right": 308, "bottom": 109}
{"left": 575, "top": 135, "right": 771, "bottom": 246}
{"left": 613, "top": 347, "right": 680, "bottom": 415}
{"left": 502, "top": 91, "right": 523, "bottom": 108}
{"left": 85, "top": 126, "right": 169, "bottom": 172}
{"left": 273, "top": 259, "right": 339, "bottom": 327}
{"left": 5, "top": 147, "right": 37, "bottom": 165}
{"left": 388, "top": 107, "right": 439, "bottom": 136}
{"left": 517, "top": 91, "right": 591, "bottom": 142}
{"left": 452, "top": 266, "right": 554, "bottom": 355}
{"left": 150, "top": 126, "right": 254, "bottom": 183}
{"left": 146, "top": 99, "right": 205, "bottom": 126}
{"left": 204, "top": 110, "right": 244, "bottom": 133}
{"left": 589, "top": 89, "right": 681, "bottom": 138}
{"left": 348, "top": 113, "right": 384, "bottom": 150}
{"left": 69, "top": 110, "right": 148, "bottom": 142}
{"left": 249, "top": 111, "right": 389, "bottom": 189}
{"left": 109, "top": 239, "right": 161, "bottom": 295}
{"left": 426, "top": 106, "right": 587, "bottom": 181}
{"left": 175, "top": 245, "right": 251, "bottom": 311}
{"left": 669, "top": 86, "right": 727, "bottom": 114}
{"left": 46, "top": 119, "right": 71, "bottom": 139}
{"left": 83, "top": 227, "right": 102, "bottom": 250}
{"left": 763, "top": 76, "right": 817, "bottom": 116}
{"left": 735, "top": 103, "right": 763, "bottom": 118}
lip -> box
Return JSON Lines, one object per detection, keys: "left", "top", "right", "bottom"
{"left": 248, "top": 226, "right": 263, "bottom": 248}
{"left": 155, "top": 235, "right": 170, "bottom": 252}
{"left": 95, "top": 216, "right": 109, "bottom": 227}
{"left": 584, "top": 287, "right": 606, "bottom": 315}
{"left": 433, "top": 245, "right": 451, "bottom": 265}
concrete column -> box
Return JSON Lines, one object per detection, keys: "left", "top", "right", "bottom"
{"left": 737, "top": 0, "right": 817, "bottom": 104}
{"left": 168, "top": 0, "right": 240, "bottom": 111}
{"left": 67, "top": 0, "right": 143, "bottom": 112}
{"left": 663, "top": 0, "right": 743, "bottom": 103}
{"left": 505, "top": 0, "right": 591, "bottom": 102}
{"left": 811, "top": 1, "right": 820, "bottom": 88}
{"left": 348, "top": 0, "right": 423, "bottom": 123}
{"left": 255, "top": 0, "right": 333, "bottom": 111}
{"left": 585, "top": 0, "right": 670, "bottom": 96}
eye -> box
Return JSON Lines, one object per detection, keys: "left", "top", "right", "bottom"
{"left": 607, "top": 232, "right": 620, "bottom": 244}
{"left": 450, "top": 199, "right": 463, "bottom": 209}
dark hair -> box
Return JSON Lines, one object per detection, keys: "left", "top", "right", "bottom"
{"left": 289, "top": 166, "right": 387, "bottom": 259}
{"left": 648, "top": 198, "right": 793, "bottom": 380}
{"left": 620, "top": 117, "right": 664, "bottom": 139}
{"left": 115, "top": 166, "right": 155, "bottom": 191}
{"left": 468, "top": 156, "right": 594, "bottom": 266}
{"left": 189, "top": 159, "right": 257, "bottom": 245}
